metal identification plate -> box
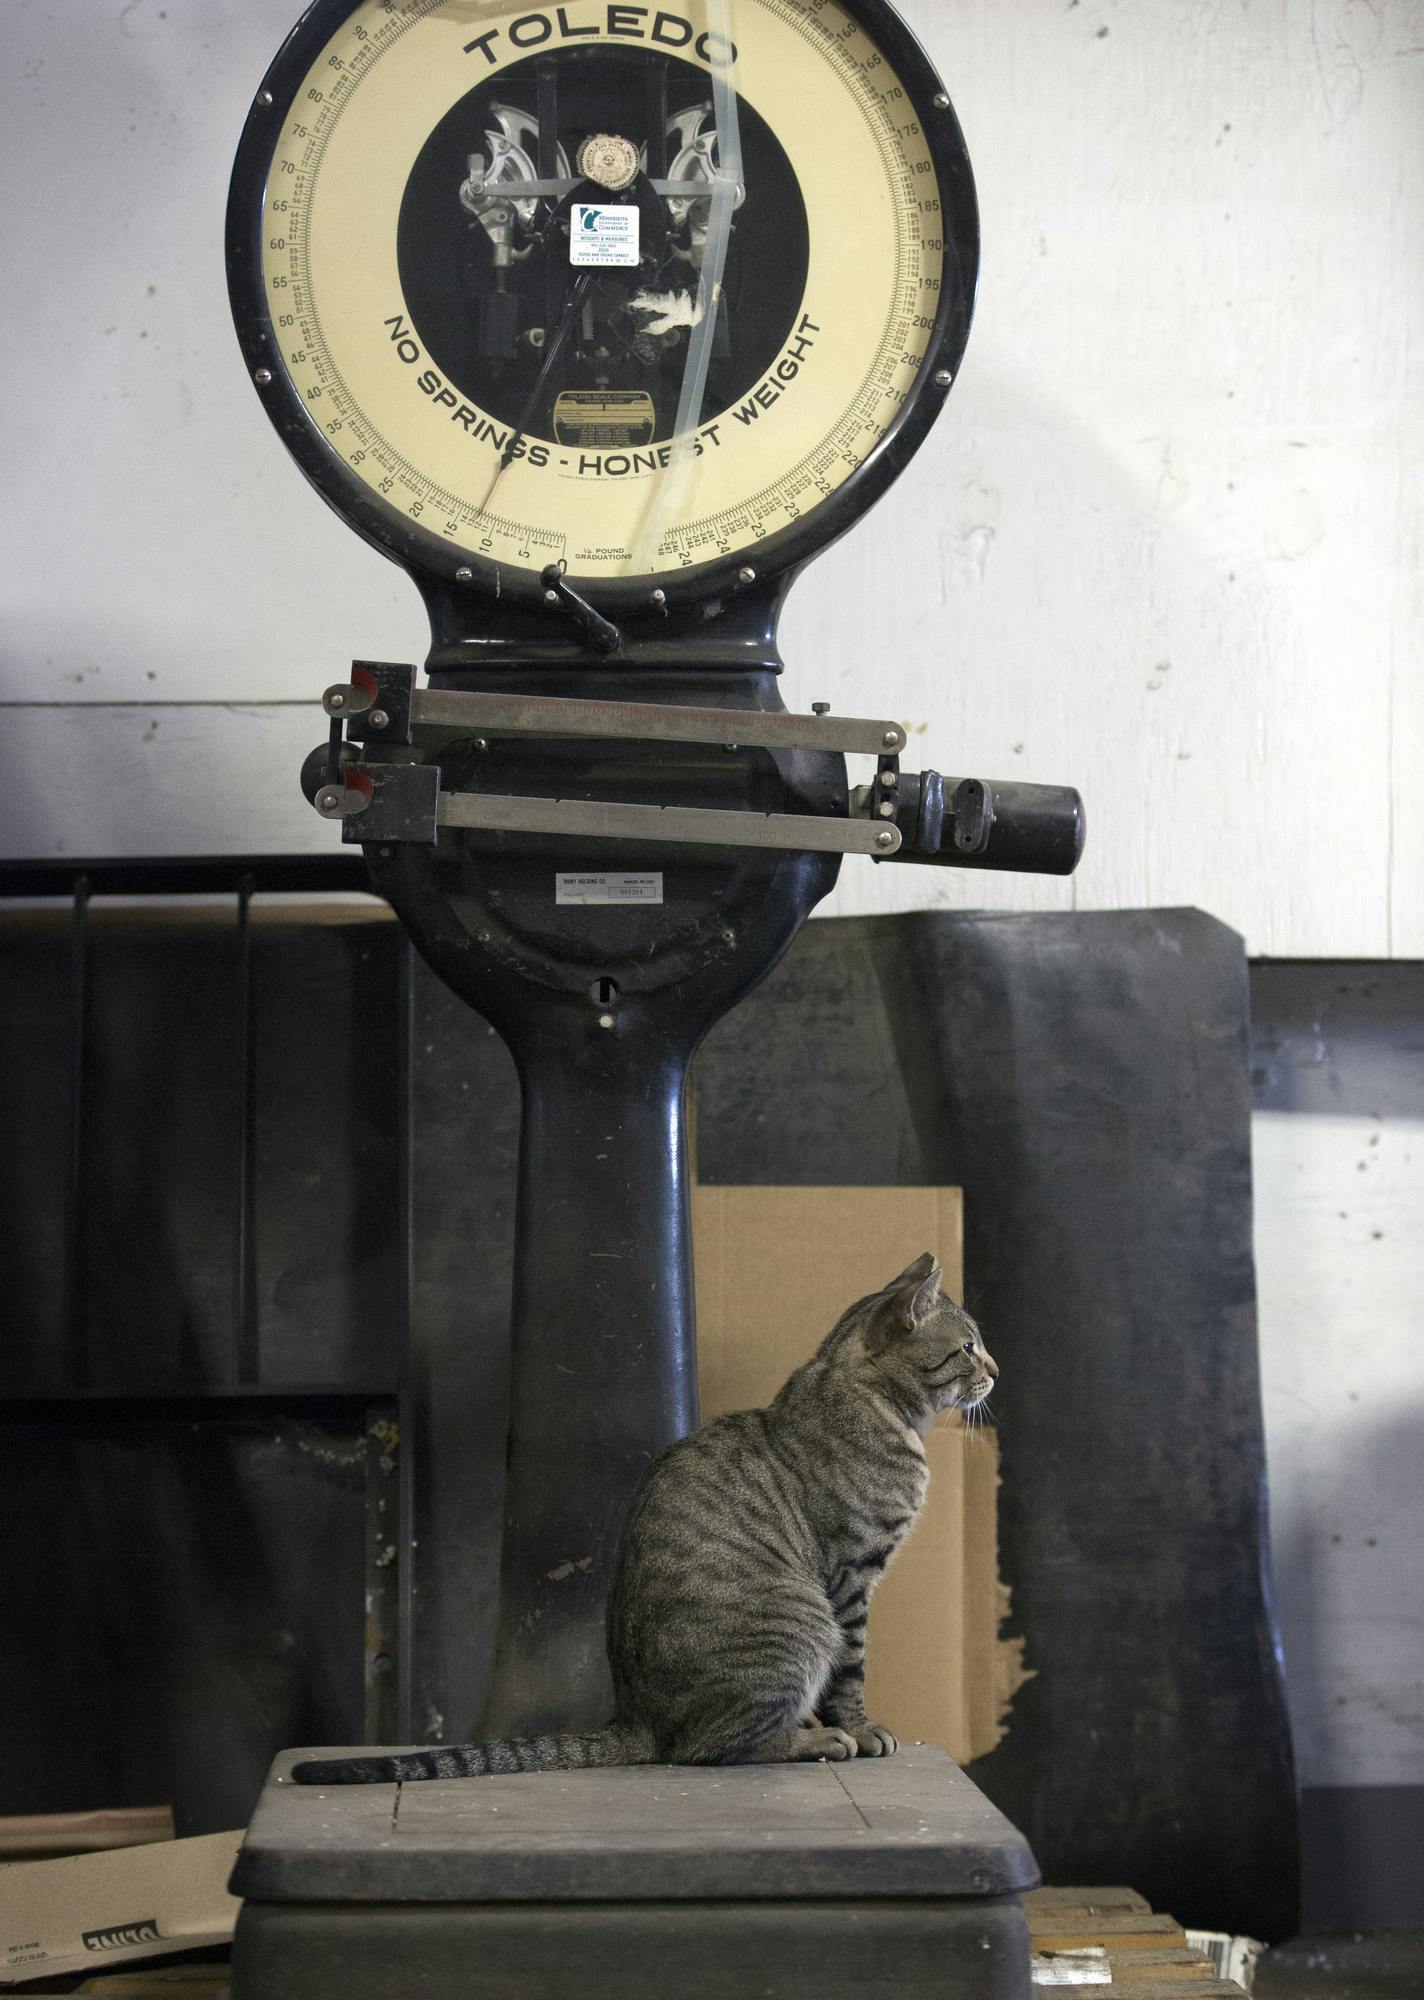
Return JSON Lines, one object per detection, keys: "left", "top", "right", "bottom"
{"left": 556, "top": 872, "right": 664, "bottom": 905}
{"left": 553, "top": 390, "right": 656, "bottom": 448}
{"left": 569, "top": 202, "right": 640, "bottom": 267}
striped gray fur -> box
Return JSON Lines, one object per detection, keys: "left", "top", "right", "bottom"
{"left": 292, "top": 1253, "right": 996, "bottom": 1786}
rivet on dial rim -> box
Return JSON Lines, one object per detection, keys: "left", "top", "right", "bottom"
{"left": 253, "top": 368, "right": 272, "bottom": 385}
{"left": 650, "top": 589, "right": 667, "bottom": 605}
{"left": 737, "top": 566, "right": 757, "bottom": 584}
{"left": 258, "top": 90, "right": 274, "bottom": 106}
{"left": 934, "top": 369, "right": 952, "bottom": 387}
{"left": 455, "top": 566, "right": 474, "bottom": 583}
{"left": 932, "top": 92, "right": 949, "bottom": 108}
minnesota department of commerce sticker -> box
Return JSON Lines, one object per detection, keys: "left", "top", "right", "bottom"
{"left": 570, "top": 202, "right": 640, "bottom": 268}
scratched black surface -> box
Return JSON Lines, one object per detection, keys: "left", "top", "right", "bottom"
{"left": 694, "top": 907, "right": 1299, "bottom": 1941}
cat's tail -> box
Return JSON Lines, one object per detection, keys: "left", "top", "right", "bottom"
{"left": 290, "top": 1723, "right": 657, "bottom": 1786}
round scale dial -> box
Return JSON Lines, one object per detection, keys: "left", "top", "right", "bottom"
{"left": 231, "top": 0, "right": 976, "bottom": 601}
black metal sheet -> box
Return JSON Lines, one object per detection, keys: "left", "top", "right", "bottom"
{"left": 0, "top": 918, "right": 401, "bottom": 1394}
{"left": 694, "top": 908, "right": 1299, "bottom": 1941}
{"left": 233, "top": 1894, "right": 1030, "bottom": 2000}
{"left": 0, "top": 1412, "right": 378, "bottom": 1832}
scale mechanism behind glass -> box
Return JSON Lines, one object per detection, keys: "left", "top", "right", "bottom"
{"left": 224, "top": 4, "right": 1080, "bottom": 1991}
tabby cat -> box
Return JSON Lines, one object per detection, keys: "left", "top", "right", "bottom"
{"left": 294, "top": 1251, "right": 996, "bottom": 1785}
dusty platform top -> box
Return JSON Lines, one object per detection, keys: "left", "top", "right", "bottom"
{"left": 233, "top": 1744, "right": 1038, "bottom": 1905}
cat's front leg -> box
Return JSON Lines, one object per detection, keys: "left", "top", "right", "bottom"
{"left": 819, "top": 1600, "right": 898, "bottom": 1756}
{"left": 819, "top": 1682, "right": 900, "bottom": 1756}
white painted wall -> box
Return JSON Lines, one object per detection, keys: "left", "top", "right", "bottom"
{"left": 2, "top": 0, "right": 1421, "bottom": 1810}
{"left": 3, "top": 0, "right": 1422, "bottom": 953}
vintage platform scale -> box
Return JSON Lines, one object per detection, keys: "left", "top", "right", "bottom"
{"left": 225, "top": 0, "right": 1080, "bottom": 1991}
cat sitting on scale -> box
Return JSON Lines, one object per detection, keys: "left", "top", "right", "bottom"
{"left": 294, "top": 1253, "right": 996, "bottom": 1786}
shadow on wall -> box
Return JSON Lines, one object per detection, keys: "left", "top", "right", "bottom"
{"left": 1249, "top": 962, "right": 1424, "bottom": 1930}
{"left": 1272, "top": 1401, "right": 1424, "bottom": 1932}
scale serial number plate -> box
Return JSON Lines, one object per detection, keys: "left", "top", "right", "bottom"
{"left": 556, "top": 872, "right": 665, "bottom": 905}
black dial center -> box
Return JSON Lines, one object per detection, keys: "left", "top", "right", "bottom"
{"left": 396, "top": 48, "right": 809, "bottom": 445}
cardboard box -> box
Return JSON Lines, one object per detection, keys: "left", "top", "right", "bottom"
{"left": 693, "top": 1183, "right": 1030, "bottom": 1763}
{"left": 0, "top": 1830, "right": 241, "bottom": 1987}
{"left": 0, "top": 1807, "right": 175, "bottom": 1861}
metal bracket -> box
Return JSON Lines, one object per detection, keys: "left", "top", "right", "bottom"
{"left": 321, "top": 672, "right": 907, "bottom": 759}
{"left": 324, "top": 663, "right": 417, "bottom": 746}
{"left": 323, "top": 763, "right": 901, "bottom": 857}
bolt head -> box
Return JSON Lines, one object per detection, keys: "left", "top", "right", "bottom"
{"left": 378, "top": 846, "right": 392, "bottom": 858}
{"left": 812, "top": 701, "right": 831, "bottom": 716}
{"left": 881, "top": 767, "right": 898, "bottom": 787}
{"left": 875, "top": 830, "right": 895, "bottom": 849}
{"left": 882, "top": 730, "right": 900, "bottom": 748}
{"left": 474, "top": 737, "right": 489, "bottom": 751}
{"left": 934, "top": 369, "right": 952, "bottom": 387}
{"left": 328, "top": 692, "right": 345, "bottom": 710}
{"left": 933, "top": 91, "right": 949, "bottom": 108}
{"left": 544, "top": 588, "right": 561, "bottom": 605}
{"left": 650, "top": 588, "right": 667, "bottom": 605}
{"left": 258, "top": 89, "right": 275, "bottom": 106}
{"left": 316, "top": 788, "right": 341, "bottom": 814}
{"left": 737, "top": 566, "right": 757, "bottom": 584}
{"left": 455, "top": 565, "right": 474, "bottom": 583}
{"left": 598, "top": 1012, "right": 616, "bottom": 1030}
{"left": 878, "top": 799, "right": 895, "bottom": 817}
{"left": 368, "top": 708, "right": 389, "bottom": 730}
{"left": 254, "top": 367, "right": 272, "bottom": 386}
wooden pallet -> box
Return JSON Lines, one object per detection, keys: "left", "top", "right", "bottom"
{"left": 1026, "top": 1888, "right": 1250, "bottom": 1997}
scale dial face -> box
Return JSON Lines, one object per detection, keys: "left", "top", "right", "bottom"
{"left": 230, "top": 0, "right": 976, "bottom": 604}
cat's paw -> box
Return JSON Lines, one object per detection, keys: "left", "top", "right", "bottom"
{"left": 851, "top": 1723, "right": 898, "bottom": 1757}
{"left": 793, "top": 1725, "right": 860, "bottom": 1761}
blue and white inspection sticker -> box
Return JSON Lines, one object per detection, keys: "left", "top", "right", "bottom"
{"left": 570, "top": 202, "right": 640, "bottom": 268}
{"left": 557, "top": 872, "right": 663, "bottom": 905}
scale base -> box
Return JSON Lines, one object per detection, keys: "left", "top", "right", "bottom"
{"left": 230, "top": 1743, "right": 1036, "bottom": 2000}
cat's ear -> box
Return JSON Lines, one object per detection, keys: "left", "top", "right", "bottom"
{"left": 867, "top": 1255, "right": 942, "bottom": 1350}
{"left": 888, "top": 1251, "right": 938, "bottom": 1289}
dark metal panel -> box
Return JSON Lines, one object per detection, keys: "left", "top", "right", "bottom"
{"left": 0, "top": 928, "right": 74, "bottom": 1378}
{"left": 233, "top": 1895, "right": 1030, "bottom": 2000}
{"left": 0, "top": 855, "right": 374, "bottom": 897}
{"left": 403, "top": 956, "right": 521, "bottom": 1745}
{"left": 248, "top": 925, "right": 401, "bottom": 1388}
{"left": 694, "top": 908, "right": 1299, "bottom": 1942}
{"left": 0, "top": 1411, "right": 383, "bottom": 1833}
{"left": 1251, "top": 959, "right": 1424, "bottom": 1118}
{"left": 0, "top": 916, "right": 403, "bottom": 1396}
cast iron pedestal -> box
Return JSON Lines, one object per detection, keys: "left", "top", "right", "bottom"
{"left": 231, "top": 1743, "right": 1037, "bottom": 2000}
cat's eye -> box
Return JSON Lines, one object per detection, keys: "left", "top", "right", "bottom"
{"left": 961, "top": 1339, "right": 976, "bottom": 1355}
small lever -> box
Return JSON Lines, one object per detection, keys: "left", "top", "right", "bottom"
{"left": 541, "top": 563, "right": 622, "bottom": 656}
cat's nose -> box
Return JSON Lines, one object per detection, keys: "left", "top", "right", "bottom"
{"left": 984, "top": 1354, "right": 999, "bottom": 1378}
